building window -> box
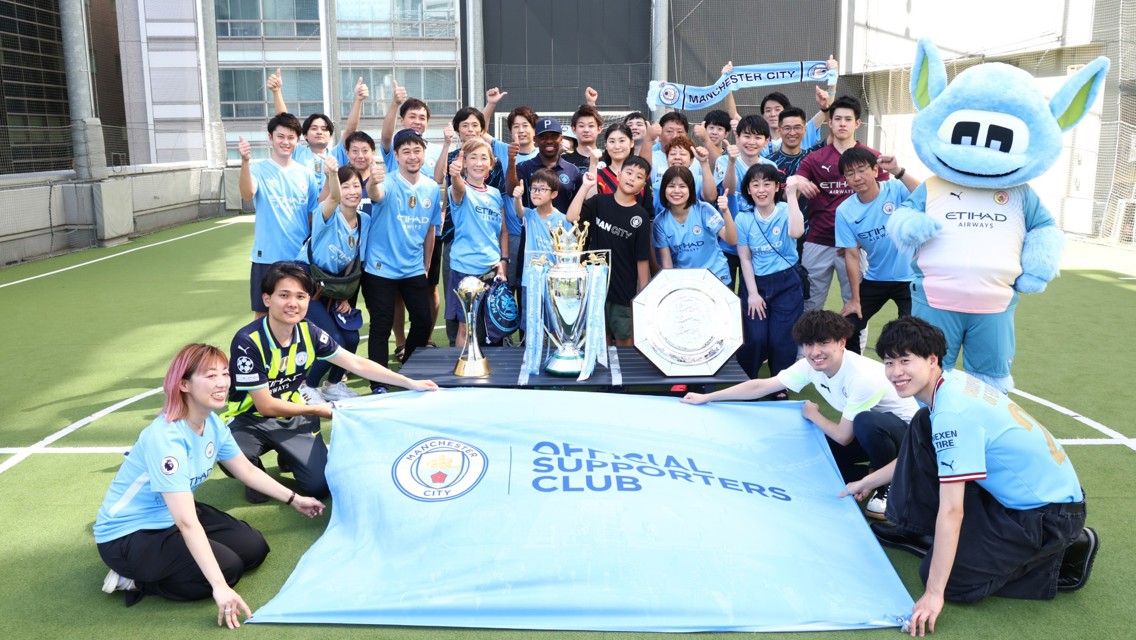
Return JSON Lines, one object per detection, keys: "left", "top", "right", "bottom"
{"left": 0, "top": 0, "right": 71, "bottom": 174}
{"left": 220, "top": 67, "right": 322, "bottom": 119}
{"left": 339, "top": 66, "right": 458, "bottom": 121}
{"left": 216, "top": 0, "right": 320, "bottom": 38}
{"left": 337, "top": 0, "right": 456, "bottom": 39}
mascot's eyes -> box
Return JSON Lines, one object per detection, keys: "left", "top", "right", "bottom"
{"left": 937, "top": 109, "right": 1029, "bottom": 155}
{"left": 951, "top": 121, "right": 980, "bottom": 146}
{"left": 985, "top": 125, "right": 1013, "bottom": 152}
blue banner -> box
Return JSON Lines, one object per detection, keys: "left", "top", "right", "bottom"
{"left": 253, "top": 389, "right": 912, "bottom": 632}
{"left": 647, "top": 60, "right": 837, "bottom": 111}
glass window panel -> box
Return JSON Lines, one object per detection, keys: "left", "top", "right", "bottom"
{"left": 337, "top": 0, "right": 392, "bottom": 21}
{"left": 296, "top": 0, "right": 319, "bottom": 21}
{"left": 395, "top": 68, "right": 422, "bottom": 97}
{"left": 263, "top": 0, "right": 295, "bottom": 21}
{"left": 423, "top": 68, "right": 456, "bottom": 101}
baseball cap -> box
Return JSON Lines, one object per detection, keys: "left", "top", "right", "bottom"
{"left": 333, "top": 308, "right": 364, "bottom": 331}
{"left": 534, "top": 117, "right": 562, "bottom": 137}
{"left": 392, "top": 128, "right": 427, "bottom": 150}
{"left": 561, "top": 127, "right": 577, "bottom": 141}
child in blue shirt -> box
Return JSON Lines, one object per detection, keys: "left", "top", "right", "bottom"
{"left": 512, "top": 168, "right": 570, "bottom": 327}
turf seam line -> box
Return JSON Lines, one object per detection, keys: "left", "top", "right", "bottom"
{"left": 0, "top": 220, "right": 238, "bottom": 289}
{"left": 1011, "top": 388, "right": 1135, "bottom": 451}
{"left": 0, "top": 387, "right": 162, "bottom": 475}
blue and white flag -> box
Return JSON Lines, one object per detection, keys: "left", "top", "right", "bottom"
{"left": 647, "top": 60, "right": 837, "bottom": 111}
{"left": 253, "top": 389, "right": 912, "bottom": 632}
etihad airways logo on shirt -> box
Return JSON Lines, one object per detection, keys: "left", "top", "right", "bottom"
{"left": 944, "top": 211, "right": 1008, "bottom": 229}
{"left": 398, "top": 213, "right": 432, "bottom": 226}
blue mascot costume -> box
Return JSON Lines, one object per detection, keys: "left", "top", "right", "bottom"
{"left": 887, "top": 40, "right": 1109, "bottom": 392}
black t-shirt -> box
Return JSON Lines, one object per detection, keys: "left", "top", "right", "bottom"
{"left": 579, "top": 194, "right": 651, "bottom": 306}
{"left": 561, "top": 150, "right": 590, "bottom": 173}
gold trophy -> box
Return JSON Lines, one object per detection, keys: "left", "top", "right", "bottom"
{"left": 453, "top": 276, "right": 491, "bottom": 377}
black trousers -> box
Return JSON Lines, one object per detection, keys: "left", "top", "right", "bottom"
{"left": 828, "top": 410, "right": 909, "bottom": 482}
{"left": 228, "top": 413, "right": 329, "bottom": 498}
{"left": 361, "top": 272, "right": 432, "bottom": 368}
{"left": 97, "top": 503, "right": 269, "bottom": 602}
{"left": 845, "top": 279, "right": 911, "bottom": 355}
{"left": 886, "top": 408, "right": 1086, "bottom": 602}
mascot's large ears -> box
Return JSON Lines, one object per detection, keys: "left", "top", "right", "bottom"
{"left": 1050, "top": 56, "right": 1110, "bottom": 131}
{"left": 910, "top": 39, "right": 947, "bottom": 111}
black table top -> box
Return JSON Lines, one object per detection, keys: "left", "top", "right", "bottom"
{"left": 398, "top": 345, "right": 750, "bottom": 389}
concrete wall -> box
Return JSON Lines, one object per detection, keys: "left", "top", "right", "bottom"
{"left": 0, "top": 164, "right": 227, "bottom": 265}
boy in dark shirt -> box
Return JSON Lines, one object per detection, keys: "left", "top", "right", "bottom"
{"left": 567, "top": 156, "right": 652, "bottom": 346}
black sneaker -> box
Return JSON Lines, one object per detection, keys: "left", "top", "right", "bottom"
{"left": 870, "top": 521, "right": 932, "bottom": 558}
{"left": 371, "top": 385, "right": 389, "bottom": 396}
{"left": 1058, "top": 527, "right": 1099, "bottom": 592}
{"left": 245, "top": 486, "right": 270, "bottom": 504}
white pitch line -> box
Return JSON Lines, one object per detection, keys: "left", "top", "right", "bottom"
{"left": 0, "top": 387, "right": 162, "bottom": 475}
{"left": 1011, "top": 388, "right": 1134, "bottom": 451}
{"left": 1059, "top": 438, "right": 1136, "bottom": 446}
{"left": 0, "top": 446, "right": 132, "bottom": 454}
{"left": 0, "top": 220, "right": 238, "bottom": 290}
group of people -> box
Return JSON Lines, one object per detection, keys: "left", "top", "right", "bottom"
{"left": 92, "top": 64, "right": 1097, "bottom": 634}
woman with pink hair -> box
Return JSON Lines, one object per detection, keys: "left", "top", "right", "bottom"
{"left": 93, "top": 344, "right": 325, "bottom": 628}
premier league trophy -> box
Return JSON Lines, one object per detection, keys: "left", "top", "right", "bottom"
{"left": 453, "top": 276, "right": 490, "bottom": 377}
{"left": 522, "top": 222, "right": 610, "bottom": 379}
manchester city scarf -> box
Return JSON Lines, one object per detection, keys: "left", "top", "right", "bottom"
{"left": 647, "top": 60, "right": 837, "bottom": 111}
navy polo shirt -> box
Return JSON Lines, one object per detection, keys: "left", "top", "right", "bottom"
{"left": 516, "top": 155, "right": 582, "bottom": 212}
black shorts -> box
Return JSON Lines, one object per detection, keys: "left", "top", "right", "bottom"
{"left": 249, "top": 262, "right": 274, "bottom": 312}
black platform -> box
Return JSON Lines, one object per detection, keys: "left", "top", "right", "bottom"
{"left": 398, "top": 346, "right": 749, "bottom": 390}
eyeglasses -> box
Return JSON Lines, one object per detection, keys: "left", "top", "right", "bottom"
{"left": 530, "top": 186, "right": 552, "bottom": 194}
{"left": 779, "top": 125, "right": 805, "bottom": 132}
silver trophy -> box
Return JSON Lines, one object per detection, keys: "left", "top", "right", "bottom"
{"left": 541, "top": 222, "right": 603, "bottom": 376}
{"left": 453, "top": 276, "right": 491, "bottom": 377}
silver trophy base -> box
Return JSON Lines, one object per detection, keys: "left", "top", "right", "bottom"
{"left": 544, "top": 346, "right": 585, "bottom": 376}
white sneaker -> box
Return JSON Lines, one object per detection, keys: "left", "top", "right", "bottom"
{"left": 321, "top": 380, "right": 359, "bottom": 401}
{"left": 297, "top": 382, "right": 326, "bottom": 405}
{"left": 866, "top": 485, "right": 889, "bottom": 520}
{"left": 102, "top": 569, "right": 136, "bottom": 593}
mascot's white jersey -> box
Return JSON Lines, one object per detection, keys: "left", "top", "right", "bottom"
{"left": 913, "top": 177, "right": 1030, "bottom": 314}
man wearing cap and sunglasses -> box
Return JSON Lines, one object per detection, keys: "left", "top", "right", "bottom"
{"left": 507, "top": 116, "right": 583, "bottom": 214}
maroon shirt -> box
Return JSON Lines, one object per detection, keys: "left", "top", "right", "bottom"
{"left": 794, "top": 142, "right": 888, "bottom": 246}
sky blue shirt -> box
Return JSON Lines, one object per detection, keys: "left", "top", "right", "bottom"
{"left": 449, "top": 182, "right": 505, "bottom": 275}
{"left": 931, "top": 370, "right": 1081, "bottom": 510}
{"left": 653, "top": 201, "right": 730, "bottom": 284}
{"left": 364, "top": 174, "right": 442, "bottom": 279}
{"left": 713, "top": 155, "right": 777, "bottom": 256}
{"left": 93, "top": 412, "right": 240, "bottom": 543}
{"left": 304, "top": 207, "right": 369, "bottom": 275}
{"left": 292, "top": 142, "right": 348, "bottom": 192}
{"left": 382, "top": 141, "right": 442, "bottom": 177}
{"left": 248, "top": 158, "right": 320, "bottom": 264}
{"left": 521, "top": 207, "right": 569, "bottom": 260}
{"left": 736, "top": 203, "right": 797, "bottom": 276}
{"left": 835, "top": 179, "right": 916, "bottom": 282}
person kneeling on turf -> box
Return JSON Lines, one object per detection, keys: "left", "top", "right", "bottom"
{"left": 222, "top": 262, "right": 438, "bottom": 503}
{"left": 682, "top": 310, "right": 918, "bottom": 518}
{"left": 843, "top": 316, "right": 1098, "bottom": 637}
{"left": 95, "top": 344, "right": 326, "bottom": 627}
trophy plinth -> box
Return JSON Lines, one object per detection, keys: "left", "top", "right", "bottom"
{"left": 453, "top": 276, "right": 491, "bottom": 377}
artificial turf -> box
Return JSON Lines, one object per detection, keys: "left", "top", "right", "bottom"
{"left": 1, "top": 216, "right": 1132, "bottom": 638}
